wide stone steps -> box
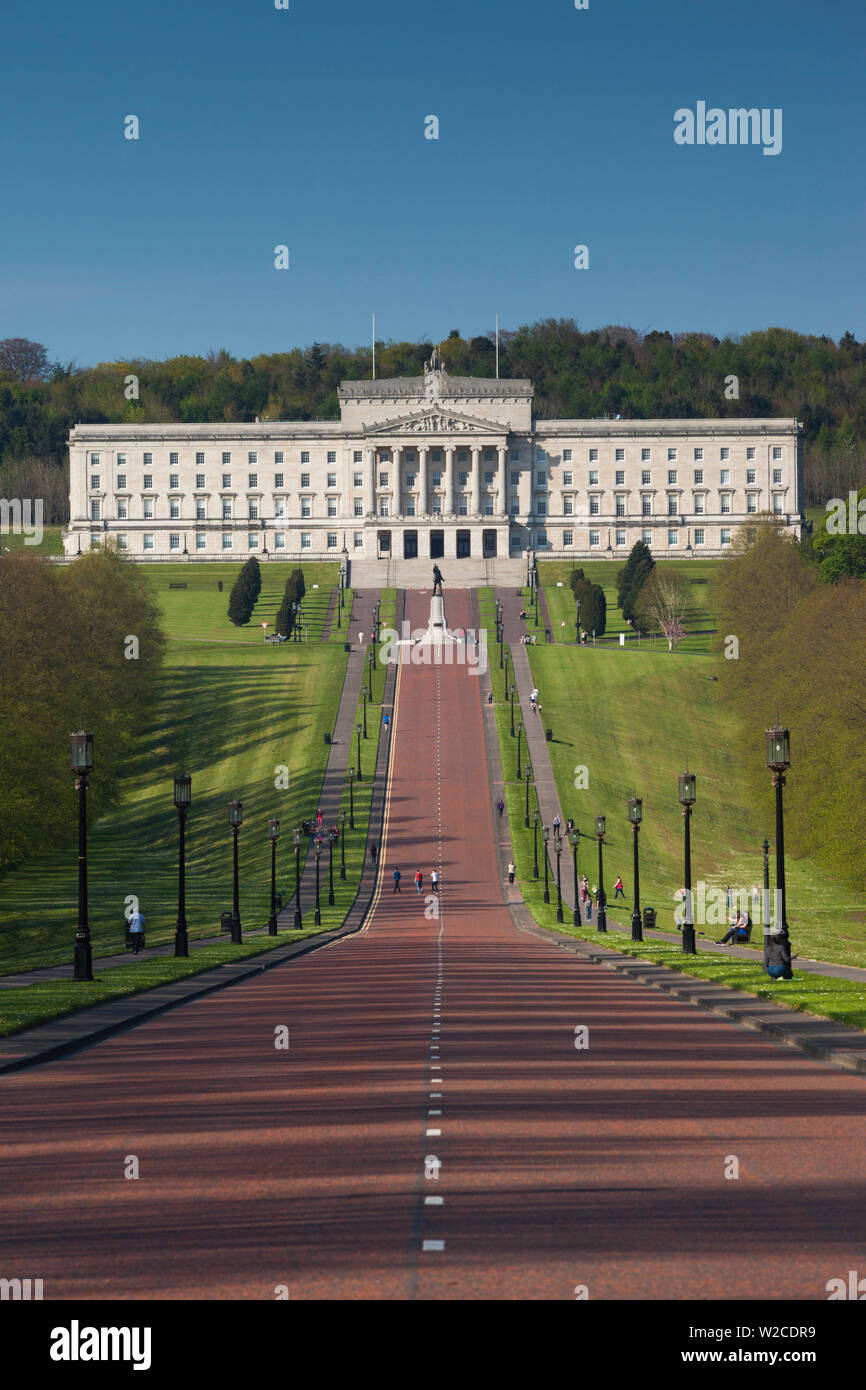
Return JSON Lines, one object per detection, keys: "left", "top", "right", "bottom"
{"left": 348, "top": 557, "right": 526, "bottom": 589}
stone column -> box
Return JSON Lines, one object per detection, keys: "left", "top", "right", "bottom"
{"left": 366, "top": 447, "right": 376, "bottom": 517}
{"left": 418, "top": 446, "right": 428, "bottom": 517}
{"left": 392, "top": 445, "right": 402, "bottom": 519}
{"left": 471, "top": 446, "right": 482, "bottom": 516}
{"left": 498, "top": 444, "right": 508, "bottom": 516}
{"left": 444, "top": 446, "right": 456, "bottom": 516}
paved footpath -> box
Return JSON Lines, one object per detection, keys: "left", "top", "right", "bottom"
{"left": 2, "top": 591, "right": 866, "bottom": 1299}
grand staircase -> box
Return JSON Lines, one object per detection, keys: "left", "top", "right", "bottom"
{"left": 348, "top": 556, "right": 526, "bottom": 589}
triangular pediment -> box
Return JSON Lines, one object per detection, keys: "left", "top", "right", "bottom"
{"left": 362, "top": 407, "right": 509, "bottom": 437}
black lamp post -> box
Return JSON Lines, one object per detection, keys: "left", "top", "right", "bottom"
{"left": 510, "top": 682, "right": 516, "bottom": 737}
{"left": 595, "top": 814, "right": 607, "bottom": 932}
{"left": 524, "top": 768, "right": 531, "bottom": 828}
{"left": 533, "top": 808, "right": 540, "bottom": 879}
{"left": 542, "top": 826, "right": 550, "bottom": 903}
{"left": 762, "top": 835, "right": 771, "bottom": 958}
{"left": 498, "top": 619, "right": 504, "bottom": 670}
{"left": 678, "top": 772, "right": 696, "bottom": 954}
{"left": 504, "top": 647, "right": 510, "bottom": 694}
{"left": 569, "top": 826, "right": 581, "bottom": 925}
{"left": 575, "top": 598, "right": 581, "bottom": 645}
{"left": 327, "top": 827, "right": 336, "bottom": 906}
{"left": 362, "top": 686, "right": 368, "bottom": 738}
{"left": 336, "top": 567, "right": 342, "bottom": 628}
{"left": 314, "top": 838, "right": 322, "bottom": 925}
{"left": 367, "top": 651, "right": 373, "bottom": 699}
{"left": 293, "top": 601, "right": 300, "bottom": 642}
{"left": 370, "top": 636, "right": 376, "bottom": 673}
{"left": 70, "top": 730, "right": 94, "bottom": 981}
{"left": 292, "top": 826, "right": 302, "bottom": 929}
{"left": 339, "top": 809, "right": 347, "bottom": 880}
{"left": 173, "top": 773, "right": 191, "bottom": 956}
{"left": 356, "top": 723, "right": 363, "bottom": 780}
{"left": 766, "top": 724, "right": 792, "bottom": 943}
{"left": 516, "top": 721, "right": 523, "bottom": 779}
{"left": 533, "top": 573, "right": 539, "bottom": 627}
{"left": 228, "top": 800, "right": 243, "bottom": 943}
{"left": 554, "top": 830, "right": 564, "bottom": 923}
{"left": 267, "top": 816, "right": 280, "bottom": 935}
{"left": 348, "top": 765, "right": 355, "bottom": 829}
{"left": 628, "top": 796, "right": 643, "bottom": 941}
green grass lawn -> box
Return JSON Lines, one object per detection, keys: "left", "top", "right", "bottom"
{"left": 0, "top": 524, "right": 64, "bottom": 554}
{"left": 538, "top": 558, "right": 719, "bottom": 654}
{"left": 0, "top": 562, "right": 353, "bottom": 978}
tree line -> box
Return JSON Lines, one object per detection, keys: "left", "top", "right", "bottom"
{"left": 2, "top": 322, "right": 865, "bottom": 518}
{"left": 0, "top": 549, "right": 165, "bottom": 875}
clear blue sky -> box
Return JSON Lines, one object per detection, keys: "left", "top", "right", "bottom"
{"left": 1, "top": 0, "right": 863, "bottom": 367}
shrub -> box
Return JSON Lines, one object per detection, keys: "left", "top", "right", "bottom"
{"left": 580, "top": 583, "right": 607, "bottom": 636}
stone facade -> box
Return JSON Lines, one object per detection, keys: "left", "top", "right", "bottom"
{"left": 64, "top": 361, "right": 802, "bottom": 564}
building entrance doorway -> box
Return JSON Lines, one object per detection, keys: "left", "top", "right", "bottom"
{"left": 429, "top": 530, "right": 444, "bottom": 559}
{"left": 377, "top": 530, "right": 391, "bottom": 557}
{"left": 482, "top": 529, "right": 497, "bottom": 558}
{"left": 456, "top": 530, "right": 471, "bottom": 558}
{"left": 403, "top": 530, "right": 418, "bottom": 559}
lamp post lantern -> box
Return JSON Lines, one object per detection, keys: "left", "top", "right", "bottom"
{"left": 542, "top": 826, "right": 550, "bottom": 904}
{"left": 314, "top": 838, "right": 322, "bottom": 925}
{"left": 340, "top": 809, "right": 347, "bottom": 880}
{"left": 678, "top": 772, "right": 697, "bottom": 954}
{"left": 554, "top": 830, "right": 564, "bottom": 923}
{"left": 228, "top": 800, "right": 243, "bottom": 943}
{"left": 569, "top": 826, "right": 581, "bottom": 925}
{"left": 173, "top": 773, "right": 192, "bottom": 956}
{"left": 348, "top": 765, "right": 355, "bottom": 829}
{"left": 628, "top": 796, "right": 643, "bottom": 941}
{"left": 595, "top": 814, "right": 607, "bottom": 932}
{"left": 356, "top": 723, "right": 363, "bottom": 780}
{"left": 292, "top": 826, "right": 303, "bottom": 929}
{"left": 533, "top": 808, "right": 540, "bottom": 879}
{"left": 70, "top": 730, "right": 94, "bottom": 981}
{"left": 267, "top": 817, "right": 280, "bottom": 935}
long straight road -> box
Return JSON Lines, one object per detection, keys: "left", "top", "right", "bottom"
{"left": 2, "top": 590, "right": 866, "bottom": 1299}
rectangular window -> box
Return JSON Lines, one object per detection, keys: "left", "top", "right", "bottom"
{"left": 170, "top": 501, "right": 180, "bottom": 519}
{"left": 720, "top": 447, "right": 730, "bottom": 460}
{"left": 248, "top": 473, "right": 258, "bottom": 488}
{"left": 773, "top": 468, "right": 782, "bottom": 484}
{"left": 327, "top": 532, "right": 338, "bottom": 548}
{"left": 563, "top": 498, "right": 573, "bottom": 516}
{"left": 772, "top": 446, "right": 782, "bottom": 460}
{"left": 379, "top": 450, "right": 390, "bottom": 462}
{"left": 353, "top": 451, "right": 362, "bottom": 463}
{"left": 116, "top": 454, "right": 125, "bottom": 467}
{"left": 432, "top": 450, "right": 441, "bottom": 463}
{"left": 248, "top": 452, "right": 257, "bottom": 466}
{"left": 143, "top": 500, "right": 154, "bottom": 520}
{"left": 536, "top": 449, "right": 546, "bottom": 462}
{"left": 668, "top": 497, "right": 678, "bottom": 516}
{"left": 143, "top": 474, "right": 153, "bottom": 491}
{"left": 301, "top": 500, "right": 311, "bottom": 518}
{"left": 536, "top": 530, "right": 547, "bottom": 547}
{"left": 327, "top": 499, "right": 337, "bottom": 517}
{"left": 354, "top": 500, "right": 363, "bottom": 516}
{"left": 432, "top": 498, "right": 442, "bottom": 514}
{"left": 642, "top": 530, "right": 652, "bottom": 546}
{"left": 746, "top": 468, "right": 756, "bottom": 484}
{"left": 222, "top": 452, "right": 231, "bottom": 466}
{"left": 616, "top": 529, "right": 626, "bottom": 546}
{"left": 301, "top": 532, "right": 311, "bottom": 548}
{"left": 694, "top": 528, "right": 705, "bottom": 546}
{"left": 484, "top": 471, "right": 494, "bottom": 486}
{"left": 484, "top": 499, "right": 494, "bottom": 515}
{"left": 694, "top": 447, "right": 703, "bottom": 461}
{"left": 562, "top": 471, "right": 572, "bottom": 487}
{"left": 668, "top": 470, "right": 677, "bottom": 485}
{"left": 90, "top": 475, "right": 100, "bottom": 491}
{"left": 170, "top": 534, "right": 180, "bottom": 551}
{"left": 458, "top": 499, "right": 468, "bottom": 516}
{"left": 641, "top": 470, "right": 651, "bottom": 486}
{"left": 536, "top": 500, "right": 547, "bottom": 516}
{"left": 406, "top": 451, "right": 416, "bottom": 463}
{"left": 327, "top": 472, "right": 336, "bottom": 487}
{"left": 615, "top": 470, "right": 625, "bottom": 486}
{"left": 536, "top": 471, "right": 546, "bottom": 486}
{"left": 117, "top": 498, "right": 128, "bottom": 519}
{"left": 589, "top": 470, "right": 599, "bottom": 486}
{"left": 721, "top": 496, "right": 731, "bottom": 514}
{"left": 196, "top": 501, "right": 206, "bottom": 519}
{"left": 511, "top": 470, "right": 520, "bottom": 486}
{"left": 510, "top": 496, "right": 519, "bottom": 515}
{"left": 117, "top": 474, "right": 126, "bottom": 490}
{"left": 589, "top": 448, "right": 598, "bottom": 461}
{"left": 432, "top": 472, "right": 442, "bottom": 487}
{"left": 721, "top": 528, "right": 732, "bottom": 546}
{"left": 642, "top": 498, "right": 651, "bottom": 517}
{"left": 275, "top": 451, "right": 284, "bottom": 465}
{"left": 353, "top": 472, "right": 363, "bottom": 488}
{"left": 353, "top": 531, "right": 363, "bottom": 548}
{"left": 301, "top": 472, "right": 310, "bottom": 488}
{"left": 196, "top": 533, "right": 206, "bottom": 550}
{"left": 694, "top": 496, "right": 704, "bottom": 514}
{"left": 720, "top": 469, "right": 730, "bottom": 485}
{"left": 222, "top": 501, "right": 232, "bottom": 519}
{"left": 510, "top": 450, "right": 519, "bottom": 462}
{"left": 668, "top": 530, "right": 679, "bottom": 547}
{"left": 275, "top": 499, "right": 285, "bottom": 518}
{"left": 772, "top": 494, "right": 783, "bottom": 513}
{"left": 327, "top": 451, "right": 336, "bottom": 465}
{"left": 275, "top": 473, "right": 284, "bottom": 489}
{"left": 143, "top": 533, "right": 153, "bottom": 551}
{"left": 563, "top": 529, "right": 573, "bottom": 546}
{"left": 379, "top": 500, "right": 389, "bottom": 517}
{"left": 90, "top": 499, "right": 101, "bottom": 520}
{"left": 458, "top": 471, "right": 468, "bottom": 487}
{"left": 746, "top": 447, "right": 756, "bottom": 461}
{"left": 222, "top": 474, "right": 231, "bottom": 488}
{"left": 616, "top": 497, "right": 625, "bottom": 517}
{"left": 668, "top": 448, "right": 677, "bottom": 461}
{"left": 615, "top": 448, "right": 625, "bottom": 462}
{"left": 116, "top": 534, "right": 127, "bottom": 551}
{"left": 301, "top": 451, "right": 310, "bottom": 465}
{"left": 143, "top": 453, "right": 152, "bottom": 467}
{"left": 274, "top": 533, "right": 286, "bottom": 549}
{"left": 642, "top": 448, "right": 651, "bottom": 462}
{"left": 249, "top": 502, "right": 259, "bottom": 520}
{"left": 694, "top": 469, "right": 704, "bottom": 485}
{"left": 747, "top": 495, "right": 757, "bottom": 513}
{"left": 406, "top": 500, "right": 416, "bottom": 516}
{"left": 222, "top": 533, "right": 233, "bottom": 550}
{"left": 196, "top": 473, "right": 205, "bottom": 489}
{"left": 170, "top": 452, "right": 179, "bottom": 467}
{"left": 458, "top": 450, "right": 468, "bottom": 465}
{"left": 589, "top": 497, "right": 600, "bottom": 516}
{"left": 379, "top": 472, "right": 388, "bottom": 487}
{"left": 169, "top": 473, "right": 179, "bottom": 490}
{"left": 589, "top": 529, "right": 600, "bottom": 547}
{"left": 563, "top": 449, "right": 572, "bottom": 462}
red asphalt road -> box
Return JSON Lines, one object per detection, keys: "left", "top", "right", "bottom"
{"left": 2, "top": 589, "right": 866, "bottom": 1300}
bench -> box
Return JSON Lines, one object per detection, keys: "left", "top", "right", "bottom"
{"left": 168, "top": 583, "right": 188, "bottom": 590}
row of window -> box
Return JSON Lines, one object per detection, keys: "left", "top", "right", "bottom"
{"left": 549, "top": 529, "right": 732, "bottom": 548}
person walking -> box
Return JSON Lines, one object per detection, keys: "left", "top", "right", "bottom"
{"left": 393, "top": 868, "right": 402, "bottom": 893}
{"left": 507, "top": 861, "right": 516, "bottom": 885}
{"left": 369, "top": 842, "right": 378, "bottom": 865}
{"left": 496, "top": 798, "right": 505, "bottom": 818}
{"left": 128, "top": 906, "right": 145, "bottom": 954}
{"left": 316, "top": 809, "right": 323, "bottom": 830}
{"left": 613, "top": 875, "right": 625, "bottom": 899}
{"left": 581, "top": 874, "right": 589, "bottom": 905}
{"left": 585, "top": 895, "right": 592, "bottom": 922}
{"left": 553, "top": 813, "right": 561, "bottom": 832}
{"left": 431, "top": 869, "right": 439, "bottom": 894}
{"left": 415, "top": 869, "right": 423, "bottom": 894}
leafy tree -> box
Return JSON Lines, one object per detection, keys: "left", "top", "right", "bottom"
{"left": 580, "top": 583, "right": 606, "bottom": 636}
{"left": 0, "top": 337, "right": 50, "bottom": 382}
{"left": 617, "top": 541, "right": 655, "bottom": 622}
{"left": 634, "top": 571, "right": 691, "bottom": 650}
{"left": 227, "top": 557, "right": 261, "bottom": 625}
{"left": 819, "top": 534, "right": 866, "bottom": 582}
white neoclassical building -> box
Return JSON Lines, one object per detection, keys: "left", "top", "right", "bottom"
{"left": 65, "top": 351, "right": 802, "bottom": 581}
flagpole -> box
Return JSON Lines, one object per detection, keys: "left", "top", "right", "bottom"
{"left": 495, "top": 314, "right": 499, "bottom": 379}
{"left": 372, "top": 313, "right": 376, "bottom": 381}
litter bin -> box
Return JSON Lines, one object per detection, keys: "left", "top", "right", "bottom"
{"left": 344, "top": 642, "right": 352, "bottom": 652}
{"left": 545, "top": 628, "right": 552, "bottom": 643}
{"left": 545, "top": 727, "right": 553, "bottom": 742}
{"left": 220, "top": 911, "right": 233, "bottom": 934}
{"left": 324, "top": 732, "right": 331, "bottom": 745}
{"left": 643, "top": 906, "right": 656, "bottom": 932}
